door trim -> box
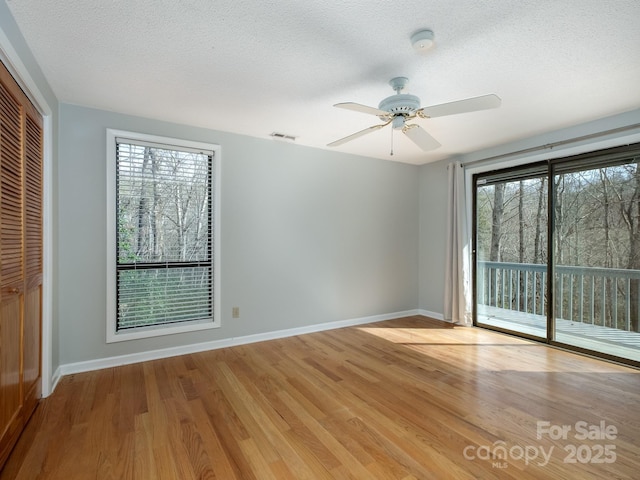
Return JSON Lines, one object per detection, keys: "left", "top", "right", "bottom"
{"left": 0, "top": 24, "right": 54, "bottom": 397}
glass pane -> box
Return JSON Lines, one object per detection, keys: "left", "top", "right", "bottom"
{"left": 117, "top": 267, "right": 212, "bottom": 330}
{"left": 553, "top": 162, "right": 640, "bottom": 362}
{"left": 117, "top": 143, "right": 211, "bottom": 263}
{"left": 114, "top": 139, "right": 214, "bottom": 332}
{"left": 475, "top": 175, "right": 548, "bottom": 338}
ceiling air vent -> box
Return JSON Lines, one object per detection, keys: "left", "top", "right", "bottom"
{"left": 270, "top": 132, "right": 297, "bottom": 142}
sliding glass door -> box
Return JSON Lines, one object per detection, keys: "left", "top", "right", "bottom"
{"left": 552, "top": 154, "right": 640, "bottom": 363}
{"left": 473, "top": 143, "right": 640, "bottom": 366}
{"left": 474, "top": 164, "right": 548, "bottom": 339}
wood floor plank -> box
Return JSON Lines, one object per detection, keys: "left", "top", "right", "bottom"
{"left": 2, "top": 315, "right": 639, "bottom": 479}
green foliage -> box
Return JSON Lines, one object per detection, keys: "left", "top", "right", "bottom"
{"left": 117, "top": 267, "right": 212, "bottom": 329}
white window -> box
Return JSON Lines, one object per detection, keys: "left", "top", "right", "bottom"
{"left": 106, "top": 130, "right": 221, "bottom": 342}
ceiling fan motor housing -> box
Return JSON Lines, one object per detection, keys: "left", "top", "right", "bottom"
{"left": 378, "top": 94, "right": 421, "bottom": 127}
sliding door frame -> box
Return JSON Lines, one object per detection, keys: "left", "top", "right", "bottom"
{"left": 472, "top": 143, "right": 640, "bottom": 368}
{"left": 471, "top": 160, "right": 552, "bottom": 343}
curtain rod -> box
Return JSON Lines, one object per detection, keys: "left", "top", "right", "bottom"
{"left": 461, "top": 122, "right": 640, "bottom": 168}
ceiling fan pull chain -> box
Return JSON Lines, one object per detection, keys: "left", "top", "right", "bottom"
{"left": 390, "top": 127, "right": 394, "bottom": 156}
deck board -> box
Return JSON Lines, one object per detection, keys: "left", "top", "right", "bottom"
{"left": 479, "top": 305, "right": 640, "bottom": 362}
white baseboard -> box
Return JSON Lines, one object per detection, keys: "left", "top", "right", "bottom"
{"left": 50, "top": 366, "right": 64, "bottom": 394}
{"left": 53, "top": 309, "right": 421, "bottom": 385}
{"left": 418, "top": 309, "right": 446, "bottom": 321}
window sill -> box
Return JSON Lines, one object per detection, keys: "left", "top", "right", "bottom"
{"left": 106, "top": 318, "right": 220, "bottom": 343}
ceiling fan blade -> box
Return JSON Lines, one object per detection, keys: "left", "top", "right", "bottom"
{"left": 327, "top": 122, "right": 390, "bottom": 147}
{"left": 420, "top": 94, "right": 501, "bottom": 118}
{"left": 334, "top": 102, "right": 390, "bottom": 117}
{"left": 402, "top": 124, "right": 441, "bottom": 151}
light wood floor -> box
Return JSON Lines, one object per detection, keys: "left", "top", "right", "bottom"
{"left": 2, "top": 316, "right": 639, "bottom": 479}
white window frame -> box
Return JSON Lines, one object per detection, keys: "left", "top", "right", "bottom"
{"left": 106, "top": 129, "right": 221, "bottom": 343}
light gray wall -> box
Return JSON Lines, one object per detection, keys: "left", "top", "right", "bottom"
{"left": 418, "top": 159, "right": 448, "bottom": 316}
{"left": 417, "top": 108, "right": 640, "bottom": 317}
{"left": 0, "top": 3, "right": 55, "bottom": 105}
{"left": 0, "top": 3, "right": 60, "bottom": 371}
{"left": 58, "top": 104, "right": 419, "bottom": 364}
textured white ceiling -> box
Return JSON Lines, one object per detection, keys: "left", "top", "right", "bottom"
{"left": 6, "top": 0, "right": 640, "bottom": 164}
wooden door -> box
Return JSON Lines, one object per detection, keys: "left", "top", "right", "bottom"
{"left": 0, "top": 60, "right": 43, "bottom": 469}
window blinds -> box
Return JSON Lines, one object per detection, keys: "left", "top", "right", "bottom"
{"left": 115, "top": 138, "right": 214, "bottom": 330}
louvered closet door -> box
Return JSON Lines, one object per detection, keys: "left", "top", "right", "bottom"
{"left": 0, "top": 73, "right": 24, "bottom": 467}
{"left": 0, "top": 60, "right": 43, "bottom": 469}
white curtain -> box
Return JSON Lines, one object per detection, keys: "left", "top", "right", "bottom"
{"left": 444, "top": 161, "right": 472, "bottom": 326}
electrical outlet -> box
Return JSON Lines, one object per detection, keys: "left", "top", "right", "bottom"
{"left": 232, "top": 307, "right": 240, "bottom": 318}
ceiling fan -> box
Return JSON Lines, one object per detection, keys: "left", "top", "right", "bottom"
{"left": 328, "top": 76, "right": 501, "bottom": 154}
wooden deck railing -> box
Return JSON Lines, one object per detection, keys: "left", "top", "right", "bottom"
{"left": 477, "top": 261, "right": 640, "bottom": 331}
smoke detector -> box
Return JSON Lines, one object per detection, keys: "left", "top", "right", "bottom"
{"left": 411, "top": 29, "right": 435, "bottom": 53}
